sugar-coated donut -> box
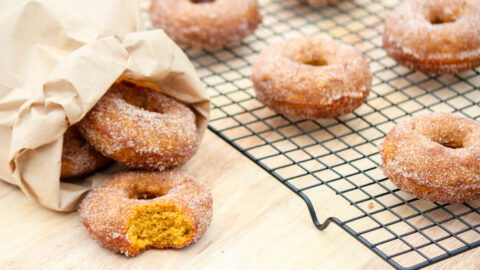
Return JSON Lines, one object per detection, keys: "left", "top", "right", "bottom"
{"left": 302, "top": 0, "right": 341, "bottom": 7}
{"left": 379, "top": 112, "right": 480, "bottom": 203}
{"left": 79, "top": 170, "right": 212, "bottom": 256}
{"left": 149, "top": 0, "right": 262, "bottom": 49}
{"left": 61, "top": 126, "right": 112, "bottom": 179}
{"left": 383, "top": 0, "right": 480, "bottom": 74}
{"left": 251, "top": 37, "right": 371, "bottom": 119}
{"left": 77, "top": 81, "right": 199, "bottom": 171}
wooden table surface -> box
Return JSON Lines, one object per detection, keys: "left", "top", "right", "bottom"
{"left": 1, "top": 130, "right": 479, "bottom": 270}
{"left": 2, "top": 0, "right": 480, "bottom": 269}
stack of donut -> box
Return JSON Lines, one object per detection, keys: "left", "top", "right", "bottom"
{"left": 61, "top": 80, "right": 201, "bottom": 177}
{"left": 67, "top": 80, "right": 212, "bottom": 256}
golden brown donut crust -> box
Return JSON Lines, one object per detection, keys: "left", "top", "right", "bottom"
{"left": 79, "top": 170, "right": 213, "bottom": 256}
{"left": 61, "top": 126, "right": 112, "bottom": 178}
{"left": 149, "top": 0, "right": 262, "bottom": 49}
{"left": 77, "top": 81, "right": 199, "bottom": 171}
{"left": 383, "top": 0, "right": 480, "bottom": 74}
{"left": 251, "top": 37, "right": 371, "bottom": 119}
{"left": 379, "top": 112, "right": 480, "bottom": 203}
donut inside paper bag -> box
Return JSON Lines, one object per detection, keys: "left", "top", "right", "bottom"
{"left": 0, "top": 0, "right": 209, "bottom": 211}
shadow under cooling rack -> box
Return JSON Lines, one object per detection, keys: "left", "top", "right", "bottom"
{"left": 139, "top": 0, "right": 480, "bottom": 269}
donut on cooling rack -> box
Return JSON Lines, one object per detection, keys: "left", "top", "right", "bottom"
{"left": 149, "top": 0, "right": 262, "bottom": 49}
{"left": 251, "top": 36, "right": 372, "bottom": 119}
{"left": 302, "top": 0, "right": 341, "bottom": 7}
{"left": 379, "top": 112, "right": 480, "bottom": 203}
{"left": 79, "top": 170, "right": 212, "bottom": 256}
{"left": 61, "top": 126, "right": 112, "bottom": 178}
{"left": 383, "top": 0, "right": 480, "bottom": 74}
{"left": 77, "top": 81, "right": 199, "bottom": 171}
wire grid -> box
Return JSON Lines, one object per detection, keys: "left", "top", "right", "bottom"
{"left": 140, "top": 0, "right": 480, "bottom": 269}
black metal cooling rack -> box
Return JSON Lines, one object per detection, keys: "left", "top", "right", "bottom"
{"left": 141, "top": 0, "right": 480, "bottom": 269}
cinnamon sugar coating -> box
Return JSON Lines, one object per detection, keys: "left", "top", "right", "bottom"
{"left": 379, "top": 112, "right": 480, "bottom": 203}
{"left": 383, "top": 0, "right": 480, "bottom": 74}
{"left": 77, "top": 82, "right": 199, "bottom": 171}
{"left": 149, "top": 0, "right": 262, "bottom": 49}
{"left": 251, "top": 37, "right": 371, "bottom": 119}
{"left": 79, "top": 170, "right": 213, "bottom": 256}
{"left": 61, "top": 126, "right": 112, "bottom": 178}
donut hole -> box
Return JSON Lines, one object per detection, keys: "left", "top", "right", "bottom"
{"left": 190, "top": 0, "right": 215, "bottom": 3}
{"left": 114, "top": 83, "right": 173, "bottom": 114}
{"left": 433, "top": 139, "right": 464, "bottom": 149}
{"left": 430, "top": 16, "right": 456, "bottom": 24}
{"left": 428, "top": 133, "right": 465, "bottom": 149}
{"left": 127, "top": 204, "right": 194, "bottom": 252}
{"left": 428, "top": 12, "right": 457, "bottom": 25}
{"left": 302, "top": 58, "right": 329, "bottom": 67}
{"left": 123, "top": 95, "right": 164, "bottom": 113}
{"left": 130, "top": 190, "right": 166, "bottom": 200}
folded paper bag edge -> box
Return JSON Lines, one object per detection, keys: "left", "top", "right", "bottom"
{"left": 4, "top": 28, "right": 210, "bottom": 212}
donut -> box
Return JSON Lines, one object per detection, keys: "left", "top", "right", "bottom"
{"left": 302, "top": 0, "right": 341, "bottom": 7}
{"left": 77, "top": 81, "right": 199, "bottom": 171}
{"left": 61, "top": 126, "right": 112, "bottom": 179}
{"left": 79, "top": 170, "right": 212, "bottom": 256}
{"left": 383, "top": 0, "right": 480, "bottom": 74}
{"left": 149, "top": 0, "right": 262, "bottom": 49}
{"left": 251, "top": 37, "right": 372, "bottom": 119}
{"left": 379, "top": 112, "right": 480, "bottom": 203}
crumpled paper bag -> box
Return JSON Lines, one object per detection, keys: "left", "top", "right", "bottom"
{"left": 0, "top": 0, "right": 210, "bottom": 212}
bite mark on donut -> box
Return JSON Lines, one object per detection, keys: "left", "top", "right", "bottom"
{"left": 127, "top": 204, "right": 194, "bottom": 253}
{"left": 79, "top": 171, "right": 213, "bottom": 256}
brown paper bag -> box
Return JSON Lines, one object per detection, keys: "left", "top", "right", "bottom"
{"left": 0, "top": 0, "right": 210, "bottom": 212}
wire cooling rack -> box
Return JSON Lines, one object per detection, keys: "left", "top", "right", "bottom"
{"left": 141, "top": 0, "right": 480, "bottom": 269}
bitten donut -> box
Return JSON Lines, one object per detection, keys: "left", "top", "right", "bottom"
{"left": 379, "top": 112, "right": 480, "bottom": 203}
{"left": 79, "top": 170, "right": 213, "bottom": 256}
{"left": 251, "top": 37, "right": 371, "bottom": 119}
{"left": 77, "top": 81, "right": 199, "bottom": 171}
{"left": 383, "top": 0, "right": 480, "bottom": 74}
{"left": 302, "top": 0, "right": 341, "bottom": 7}
{"left": 61, "top": 126, "right": 111, "bottom": 178}
{"left": 149, "top": 0, "right": 262, "bottom": 49}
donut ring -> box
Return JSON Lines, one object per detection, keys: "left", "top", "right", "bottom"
{"left": 379, "top": 112, "right": 480, "bottom": 203}
{"left": 77, "top": 81, "right": 199, "bottom": 171}
{"left": 61, "top": 126, "right": 112, "bottom": 179}
{"left": 302, "top": 0, "right": 341, "bottom": 7}
{"left": 79, "top": 170, "right": 212, "bottom": 256}
{"left": 383, "top": 0, "right": 480, "bottom": 74}
{"left": 149, "top": 0, "right": 262, "bottom": 49}
{"left": 251, "top": 37, "right": 372, "bottom": 119}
